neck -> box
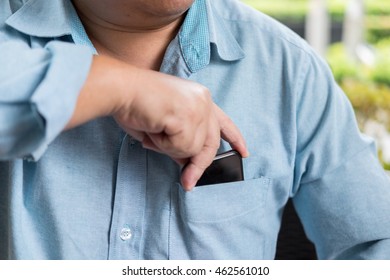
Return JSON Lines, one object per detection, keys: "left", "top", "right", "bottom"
{"left": 75, "top": 8, "right": 186, "bottom": 71}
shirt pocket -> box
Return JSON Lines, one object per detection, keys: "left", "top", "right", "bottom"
{"left": 169, "top": 176, "right": 271, "bottom": 260}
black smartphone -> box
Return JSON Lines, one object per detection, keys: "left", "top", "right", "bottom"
{"left": 195, "top": 150, "right": 244, "bottom": 187}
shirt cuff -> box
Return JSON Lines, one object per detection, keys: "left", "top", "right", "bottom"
{"left": 29, "top": 41, "right": 93, "bottom": 161}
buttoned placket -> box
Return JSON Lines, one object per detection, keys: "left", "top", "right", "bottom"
{"left": 107, "top": 134, "right": 147, "bottom": 259}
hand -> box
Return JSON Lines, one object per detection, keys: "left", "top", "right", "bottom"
{"left": 178, "top": 104, "right": 249, "bottom": 191}
{"left": 114, "top": 68, "right": 215, "bottom": 158}
{"left": 66, "top": 55, "right": 248, "bottom": 190}
{"left": 114, "top": 68, "right": 248, "bottom": 190}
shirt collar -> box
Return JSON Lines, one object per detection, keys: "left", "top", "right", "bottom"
{"left": 5, "top": 0, "right": 96, "bottom": 53}
{"left": 205, "top": 0, "right": 245, "bottom": 62}
{"left": 180, "top": 0, "right": 245, "bottom": 72}
{"left": 5, "top": 0, "right": 244, "bottom": 70}
{"left": 6, "top": 0, "right": 73, "bottom": 37}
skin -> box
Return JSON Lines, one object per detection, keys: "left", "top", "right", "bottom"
{"left": 67, "top": 0, "right": 249, "bottom": 190}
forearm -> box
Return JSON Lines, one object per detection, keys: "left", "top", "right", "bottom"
{"left": 65, "top": 55, "right": 137, "bottom": 130}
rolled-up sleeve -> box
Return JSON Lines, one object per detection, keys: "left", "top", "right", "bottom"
{"left": 0, "top": 40, "right": 93, "bottom": 160}
{"left": 291, "top": 51, "right": 390, "bottom": 259}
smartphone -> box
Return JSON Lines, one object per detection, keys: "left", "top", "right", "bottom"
{"left": 195, "top": 150, "right": 244, "bottom": 187}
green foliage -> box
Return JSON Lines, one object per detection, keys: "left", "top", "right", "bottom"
{"left": 365, "top": 0, "right": 390, "bottom": 16}
{"left": 327, "top": 44, "right": 359, "bottom": 82}
{"left": 378, "top": 149, "right": 390, "bottom": 170}
{"left": 325, "top": 33, "right": 390, "bottom": 167}
{"left": 366, "top": 16, "right": 390, "bottom": 43}
{"left": 327, "top": 40, "right": 390, "bottom": 129}
{"left": 372, "top": 60, "right": 390, "bottom": 86}
{"left": 370, "top": 39, "right": 390, "bottom": 86}
{"left": 242, "top": 0, "right": 390, "bottom": 18}
{"left": 381, "top": 158, "right": 390, "bottom": 171}
{"left": 342, "top": 81, "right": 390, "bottom": 119}
{"left": 242, "top": 0, "right": 390, "bottom": 43}
{"left": 327, "top": 39, "right": 390, "bottom": 86}
{"left": 242, "top": 0, "right": 308, "bottom": 22}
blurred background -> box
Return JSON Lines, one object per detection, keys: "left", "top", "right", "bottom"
{"left": 242, "top": 0, "right": 390, "bottom": 170}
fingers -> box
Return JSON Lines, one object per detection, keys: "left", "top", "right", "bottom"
{"left": 126, "top": 128, "right": 145, "bottom": 142}
{"left": 180, "top": 154, "right": 212, "bottom": 191}
{"left": 113, "top": 66, "right": 248, "bottom": 191}
{"left": 144, "top": 125, "right": 206, "bottom": 159}
{"left": 213, "top": 104, "right": 249, "bottom": 158}
{"left": 127, "top": 102, "right": 248, "bottom": 192}
{"left": 120, "top": 71, "right": 212, "bottom": 159}
{"left": 180, "top": 113, "right": 220, "bottom": 191}
{"left": 180, "top": 104, "right": 249, "bottom": 191}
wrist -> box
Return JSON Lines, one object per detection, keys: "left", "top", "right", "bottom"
{"left": 65, "top": 55, "right": 139, "bottom": 129}
{"left": 112, "top": 61, "right": 141, "bottom": 116}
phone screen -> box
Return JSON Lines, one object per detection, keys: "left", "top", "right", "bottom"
{"left": 195, "top": 150, "right": 244, "bottom": 187}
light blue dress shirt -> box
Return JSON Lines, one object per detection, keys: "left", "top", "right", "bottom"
{"left": 1, "top": 0, "right": 390, "bottom": 260}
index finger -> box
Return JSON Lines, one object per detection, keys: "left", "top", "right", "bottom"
{"left": 180, "top": 112, "right": 220, "bottom": 191}
{"left": 213, "top": 104, "right": 249, "bottom": 158}
{"left": 180, "top": 145, "right": 217, "bottom": 191}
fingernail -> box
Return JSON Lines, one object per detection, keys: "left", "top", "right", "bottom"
{"left": 185, "top": 181, "right": 195, "bottom": 191}
{"left": 182, "top": 179, "right": 195, "bottom": 192}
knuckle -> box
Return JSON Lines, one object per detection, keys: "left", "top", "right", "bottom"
{"left": 194, "top": 85, "right": 212, "bottom": 106}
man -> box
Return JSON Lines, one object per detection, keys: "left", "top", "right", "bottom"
{"left": 1, "top": 0, "right": 390, "bottom": 259}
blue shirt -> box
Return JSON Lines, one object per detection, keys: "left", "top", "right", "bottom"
{"left": 1, "top": 0, "right": 390, "bottom": 260}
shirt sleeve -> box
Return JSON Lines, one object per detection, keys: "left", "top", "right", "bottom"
{"left": 291, "top": 51, "right": 390, "bottom": 259}
{"left": 0, "top": 38, "right": 93, "bottom": 160}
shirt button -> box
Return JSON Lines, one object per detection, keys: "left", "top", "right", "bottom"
{"left": 120, "top": 226, "right": 132, "bottom": 241}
